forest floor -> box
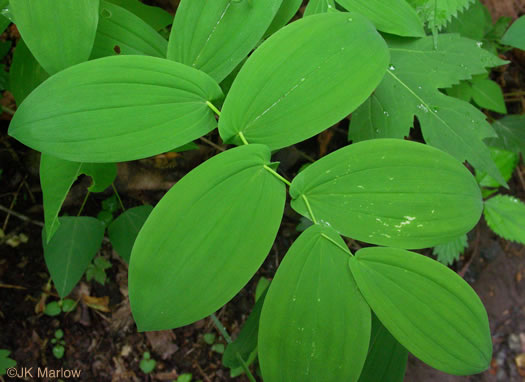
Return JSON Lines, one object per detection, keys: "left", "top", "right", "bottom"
{"left": 1, "top": 1, "right": 525, "bottom": 382}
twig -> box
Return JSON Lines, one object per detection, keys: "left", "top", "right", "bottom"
{"left": 0, "top": 204, "right": 44, "bottom": 227}
{"left": 517, "top": 166, "right": 525, "bottom": 193}
{"left": 199, "top": 136, "right": 225, "bottom": 152}
{"left": 2, "top": 175, "right": 27, "bottom": 231}
{"left": 0, "top": 283, "right": 27, "bottom": 290}
{"left": 1, "top": 105, "right": 15, "bottom": 115}
{"left": 459, "top": 226, "right": 481, "bottom": 278}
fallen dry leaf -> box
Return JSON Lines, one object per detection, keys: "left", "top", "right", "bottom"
{"left": 82, "top": 295, "right": 110, "bottom": 312}
{"left": 146, "top": 330, "right": 179, "bottom": 360}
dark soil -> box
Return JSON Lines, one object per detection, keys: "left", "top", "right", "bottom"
{"left": 1, "top": 2, "right": 525, "bottom": 382}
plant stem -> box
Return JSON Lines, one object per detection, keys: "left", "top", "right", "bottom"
{"left": 321, "top": 233, "right": 353, "bottom": 256}
{"left": 206, "top": 101, "right": 222, "bottom": 117}
{"left": 210, "top": 313, "right": 232, "bottom": 344}
{"left": 238, "top": 131, "right": 249, "bottom": 145}
{"left": 236, "top": 353, "right": 257, "bottom": 382}
{"left": 112, "top": 183, "right": 126, "bottom": 212}
{"left": 263, "top": 165, "right": 291, "bottom": 187}
{"left": 301, "top": 194, "right": 317, "bottom": 224}
{"left": 77, "top": 191, "right": 90, "bottom": 216}
{"left": 1, "top": 105, "right": 15, "bottom": 115}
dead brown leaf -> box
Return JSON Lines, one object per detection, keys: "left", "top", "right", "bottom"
{"left": 82, "top": 295, "right": 110, "bottom": 312}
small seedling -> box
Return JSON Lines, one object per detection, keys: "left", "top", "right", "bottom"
{"left": 175, "top": 373, "right": 192, "bottom": 382}
{"left": 86, "top": 256, "right": 111, "bottom": 285}
{"left": 44, "top": 298, "right": 77, "bottom": 316}
{"left": 139, "top": 351, "right": 156, "bottom": 374}
{"left": 202, "top": 333, "right": 216, "bottom": 345}
{"left": 50, "top": 329, "right": 65, "bottom": 359}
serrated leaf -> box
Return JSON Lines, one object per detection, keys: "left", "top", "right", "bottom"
{"left": 10, "top": 0, "right": 99, "bottom": 75}
{"left": 43, "top": 217, "right": 105, "bottom": 298}
{"left": 259, "top": 225, "right": 370, "bottom": 382}
{"left": 9, "top": 39, "right": 49, "bottom": 105}
{"left": 350, "top": 34, "right": 506, "bottom": 185}
{"left": 475, "top": 147, "right": 518, "bottom": 189}
{"left": 41, "top": 154, "right": 117, "bottom": 242}
{"left": 501, "top": 15, "right": 525, "bottom": 50}
{"left": 349, "top": 247, "right": 492, "bottom": 375}
{"left": 168, "top": 0, "right": 282, "bottom": 83}
{"left": 264, "top": 0, "right": 302, "bottom": 36}
{"left": 108, "top": 205, "right": 153, "bottom": 263}
{"left": 106, "top": 0, "right": 172, "bottom": 31}
{"left": 432, "top": 233, "right": 468, "bottom": 265}
{"left": 484, "top": 195, "right": 525, "bottom": 244}
{"left": 445, "top": 0, "right": 492, "bottom": 40}
{"left": 358, "top": 314, "right": 408, "bottom": 382}
{"left": 129, "top": 145, "right": 286, "bottom": 330}
{"left": 219, "top": 13, "right": 389, "bottom": 149}
{"left": 304, "top": 0, "right": 336, "bottom": 17}
{"left": 9, "top": 56, "right": 223, "bottom": 163}
{"left": 290, "top": 139, "right": 483, "bottom": 249}
{"left": 91, "top": 1, "right": 167, "bottom": 59}
{"left": 445, "top": 80, "right": 473, "bottom": 102}
{"left": 335, "top": 0, "right": 425, "bottom": 37}
{"left": 408, "top": 0, "right": 475, "bottom": 30}
{"left": 488, "top": 115, "right": 525, "bottom": 156}
{"left": 471, "top": 78, "right": 507, "bottom": 114}
{"left": 222, "top": 289, "right": 267, "bottom": 370}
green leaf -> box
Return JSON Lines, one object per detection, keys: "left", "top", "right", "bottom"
{"left": 43, "top": 217, "right": 105, "bottom": 298}
{"left": 484, "top": 195, "right": 525, "bottom": 244}
{"left": 501, "top": 15, "right": 525, "bottom": 50}
{"left": 211, "top": 343, "right": 225, "bottom": 354}
{"left": 108, "top": 205, "right": 153, "bottom": 263}
{"left": 219, "top": 13, "right": 389, "bottom": 149}
{"left": 9, "top": 56, "right": 223, "bottom": 163}
{"left": 10, "top": 0, "right": 99, "bottom": 75}
{"left": 408, "top": 0, "right": 475, "bottom": 30}
{"left": 9, "top": 39, "right": 49, "bottom": 105}
{"left": 139, "top": 357, "right": 156, "bottom": 374}
{"left": 264, "top": 0, "right": 302, "bottom": 36}
{"left": 203, "top": 333, "right": 216, "bottom": 345}
{"left": 475, "top": 147, "right": 518, "bottom": 189}
{"left": 91, "top": 1, "right": 168, "bottom": 59}
{"left": 106, "top": 0, "right": 172, "bottom": 31}
{"left": 61, "top": 299, "right": 77, "bottom": 313}
{"left": 432, "top": 233, "right": 468, "bottom": 265}
{"left": 255, "top": 277, "right": 270, "bottom": 301}
{"left": 304, "top": 0, "right": 336, "bottom": 17}
{"left": 445, "top": 0, "right": 492, "bottom": 40}
{"left": 335, "top": 0, "right": 425, "bottom": 37}
{"left": 488, "top": 115, "right": 525, "bottom": 157}
{"left": 348, "top": 247, "right": 492, "bottom": 375}
{"left": 223, "top": 289, "right": 267, "bottom": 370}
{"left": 40, "top": 154, "right": 116, "bottom": 242}
{"left": 445, "top": 80, "right": 473, "bottom": 102}
{"left": 358, "top": 314, "right": 408, "bottom": 382}
{"left": 167, "top": 0, "right": 283, "bottom": 83}
{"left": 471, "top": 78, "right": 507, "bottom": 114}
{"left": 259, "top": 225, "right": 370, "bottom": 382}
{"left": 129, "top": 145, "right": 286, "bottom": 330}
{"left": 349, "top": 34, "right": 507, "bottom": 185}
{"left": 44, "top": 301, "right": 62, "bottom": 317}
{"left": 176, "top": 374, "right": 193, "bottom": 382}
{"left": 290, "top": 139, "right": 483, "bottom": 249}
{"left": 0, "top": 349, "right": 16, "bottom": 376}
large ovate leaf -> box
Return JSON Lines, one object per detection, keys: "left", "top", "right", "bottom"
{"left": 484, "top": 195, "right": 525, "bottom": 244}
{"left": 91, "top": 1, "right": 167, "bottom": 59}
{"left": 9, "top": 39, "right": 49, "bottom": 105}
{"left": 259, "top": 225, "right": 370, "bottom": 382}
{"left": 167, "top": 0, "right": 282, "bottom": 83}
{"left": 106, "top": 0, "right": 172, "bottom": 31}
{"left": 408, "top": 0, "right": 475, "bottom": 30}
{"left": 43, "top": 217, "right": 105, "bottom": 298}
{"left": 290, "top": 139, "right": 483, "bottom": 249}
{"left": 501, "top": 15, "right": 525, "bottom": 50}
{"left": 358, "top": 314, "right": 408, "bottom": 382}
{"left": 264, "top": 0, "right": 302, "bottom": 37}
{"left": 9, "top": 56, "right": 223, "bottom": 163}
{"left": 488, "top": 115, "right": 525, "bottom": 156}
{"left": 108, "top": 205, "right": 153, "bottom": 263}
{"left": 129, "top": 145, "right": 286, "bottom": 331}
{"left": 40, "top": 154, "right": 117, "bottom": 242}
{"left": 219, "top": 13, "right": 389, "bottom": 149}
{"left": 349, "top": 34, "right": 506, "bottom": 185}
{"left": 432, "top": 233, "right": 468, "bottom": 265}
{"left": 335, "top": 0, "right": 425, "bottom": 37}
{"left": 10, "top": 0, "right": 99, "bottom": 75}
{"left": 348, "top": 247, "right": 492, "bottom": 375}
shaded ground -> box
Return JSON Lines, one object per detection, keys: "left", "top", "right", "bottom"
{"left": 1, "top": 1, "right": 525, "bottom": 382}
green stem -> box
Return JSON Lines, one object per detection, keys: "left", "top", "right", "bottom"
{"left": 301, "top": 194, "right": 317, "bottom": 224}
{"left": 236, "top": 353, "right": 257, "bottom": 382}
{"left": 238, "top": 131, "right": 249, "bottom": 145}
{"left": 77, "top": 191, "right": 90, "bottom": 216}
{"left": 112, "top": 183, "right": 126, "bottom": 212}
{"left": 263, "top": 165, "right": 291, "bottom": 187}
{"left": 210, "top": 313, "right": 232, "bottom": 344}
{"left": 206, "top": 101, "right": 222, "bottom": 117}
{"left": 2, "top": 105, "right": 15, "bottom": 115}
{"left": 321, "top": 233, "right": 353, "bottom": 256}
